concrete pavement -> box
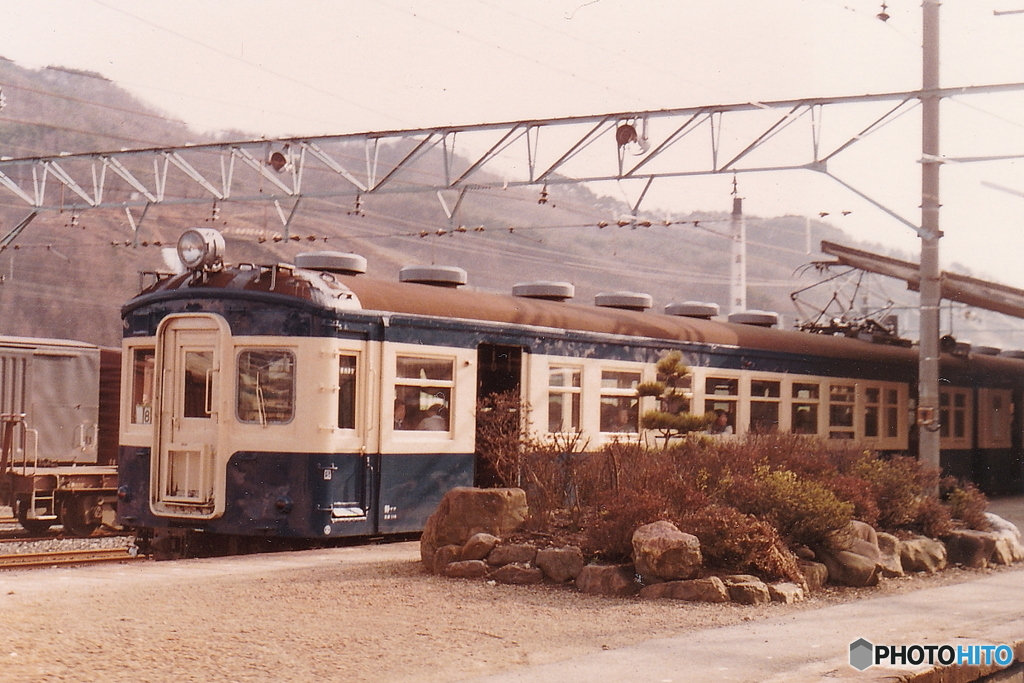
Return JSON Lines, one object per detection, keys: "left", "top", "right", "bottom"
{"left": 466, "top": 567, "right": 1024, "bottom": 682}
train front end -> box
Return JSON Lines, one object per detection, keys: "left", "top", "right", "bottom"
{"left": 116, "top": 229, "right": 475, "bottom": 556}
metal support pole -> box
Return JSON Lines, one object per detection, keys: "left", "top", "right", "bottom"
{"left": 918, "top": 0, "right": 942, "bottom": 485}
{"left": 730, "top": 193, "right": 747, "bottom": 315}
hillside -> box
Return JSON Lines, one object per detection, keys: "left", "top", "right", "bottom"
{"left": 0, "top": 57, "right": 1011, "bottom": 349}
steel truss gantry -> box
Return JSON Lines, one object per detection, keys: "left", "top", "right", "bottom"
{"left": 2, "top": 81, "right": 1023, "bottom": 248}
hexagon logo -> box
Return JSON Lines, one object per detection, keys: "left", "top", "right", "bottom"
{"left": 849, "top": 638, "right": 874, "bottom": 671}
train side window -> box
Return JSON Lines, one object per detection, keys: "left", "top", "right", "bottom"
{"left": 828, "top": 384, "right": 856, "bottom": 439}
{"left": 704, "top": 377, "right": 738, "bottom": 433}
{"left": 131, "top": 348, "right": 156, "bottom": 424}
{"left": 548, "top": 366, "right": 581, "bottom": 433}
{"left": 395, "top": 356, "right": 454, "bottom": 432}
{"left": 750, "top": 379, "right": 780, "bottom": 433}
{"left": 600, "top": 370, "right": 640, "bottom": 433}
{"left": 237, "top": 350, "right": 296, "bottom": 425}
{"left": 338, "top": 355, "right": 357, "bottom": 430}
{"left": 885, "top": 388, "right": 900, "bottom": 439}
{"left": 939, "top": 388, "right": 971, "bottom": 447}
{"left": 791, "top": 382, "right": 819, "bottom": 435}
{"left": 864, "top": 387, "right": 880, "bottom": 438}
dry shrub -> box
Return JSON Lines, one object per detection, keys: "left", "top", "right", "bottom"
{"left": 483, "top": 421, "right": 971, "bottom": 582}
{"left": 942, "top": 478, "right": 990, "bottom": 531}
{"left": 582, "top": 489, "right": 676, "bottom": 561}
{"left": 731, "top": 468, "right": 854, "bottom": 546}
{"left": 678, "top": 504, "right": 803, "bottom": 583}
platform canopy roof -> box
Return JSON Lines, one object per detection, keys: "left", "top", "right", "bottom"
{"left": 820, "top": 240, "right": 1024, "bottom": 320}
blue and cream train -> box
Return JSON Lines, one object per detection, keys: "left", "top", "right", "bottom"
{"left": 115, "top": 228, "right": 1024, "bottom": 552}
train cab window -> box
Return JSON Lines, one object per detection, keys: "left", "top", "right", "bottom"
{"left": 131, "top": 348, "right": 155, "bottom": 424}
{"left": 183, "top": 351, "right": 214, "bottom": 419}
{"left": 704, "top": 377, "right": 738, "bottom": 433}
{"left": 338, "top": 355, "right": 357, "bottom": 430}
{"left": 548, "top": 366, "right": 581, "bottom": 433}
{"left": 750, "top": 379, "right": 780, "bottom": 433}
{"left": 791, "top": 382, "right": 820, "bottom": 435}
{"left": 236, "top": 350, "right": 296, "bottom": 425}
{"left": 395, "top": 356, "right": 454, "bottom": 432}
{"left": 600, "top": 370, "right": 640, "bottom": 433}
{"left": 828, "top": 384, "right": 856, "bottom": 439}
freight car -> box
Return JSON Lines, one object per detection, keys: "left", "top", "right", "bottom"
{"left": 1, "top": 336, "right": 120, "bottom": 535}
{"left": 116, "top": 228, "right": 1024, "bottom": 556}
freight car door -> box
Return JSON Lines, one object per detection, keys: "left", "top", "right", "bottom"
{"left": 152, "top": 315, "right": 226, "bottom": 517}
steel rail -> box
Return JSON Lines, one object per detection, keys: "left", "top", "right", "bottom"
{"left": 0, "top": 546, "right": 137, "bottom": 569}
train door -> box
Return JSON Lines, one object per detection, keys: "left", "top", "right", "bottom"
{"left": 152, "top": 315, "right": 229, "bottom": 518}
{"left": 475, "top": 344, "right": 523, "bottom": 487}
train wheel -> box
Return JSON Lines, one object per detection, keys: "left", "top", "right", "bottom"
{"left": 14, "top": 496, "right": 53, "bottom": 535}
{"left": 58, "top": 495, "right": 101, "bottom": 537}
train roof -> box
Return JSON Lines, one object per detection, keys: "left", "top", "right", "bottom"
{"left": 0, "top": 335, "right": 99, "bottom": 353}
{"left": 123, "top": 256, "right": 1024, "bottom": 375}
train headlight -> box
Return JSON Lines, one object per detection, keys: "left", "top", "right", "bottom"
{"left": 177, "top": 228, "right": 225, "bottom": 272}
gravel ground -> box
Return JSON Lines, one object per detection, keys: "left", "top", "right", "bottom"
{"left": 0, "top": 499, "right": 1020, "bottom": 683}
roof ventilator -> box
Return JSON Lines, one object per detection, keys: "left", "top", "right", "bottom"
{"left": 665, "top": 301, "right": 720, "bottom": 319}
{"left": 727, "top": 310, "right": 779, "bottom": 328}
{"left": 295, "top": 251, "right": 367, "bottom": 276}
{"left": 595, "top": 291, "right": 652, "bottom": 312}
{"left": 512, "top": 281, "right": 575, "bottom": 302}
{"left": 399, "top": 265, "right": 468, "bottom": 288}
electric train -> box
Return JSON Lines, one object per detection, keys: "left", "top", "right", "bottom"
{"left": 113, "top": 227, "right": 1024, "bottom": 554}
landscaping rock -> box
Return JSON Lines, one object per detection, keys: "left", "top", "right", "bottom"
{"left": 899, "top": 536, "right": 948, "bottom": 573}
{"left": 489, "top": 563, "right": 544, "bottom": 585}
{"left": 432, "top": 544, "right": 463, "bottom": 575}
{"left": 816, "top": 520, "right": 880, "bottom": 587}
{"left": 875, "top": 532, "right": 905, "bottom": 578}
{"left": 797, "top": 560, "right": 828, "bottom": 592}
{"left": 420, "top": 487, "right": 528, "bottom": 568}
{"left": 768, "top": 582, "right": 805, "bottom": 604}
{"left": 575, "top": 564, "right": 638, "bottom": 596}
{"left": 443, "top": 560, "right": 490, "bottom": 579}
{"left": 639, "top": 577, "right": 729, "bottom": 602}
{"left": 461, "top": 533, "right": 499, "bottom": 561}
{"left": 487, "top": 543, "right": 537, "bottom": 567}
{"left": 536, "top": 546, "right": 585, "bottom": 582}
{"left": 944, "top": 529, "right": 996, "bottom": 568}
{"left": 631, "top": 520, "right": 702, "bottom": 582}
{"left": 721, "top": 575, "right": 771, "bottom": 605}
{"left": 985, "top": 512, "right": 1024, "bottom": 564}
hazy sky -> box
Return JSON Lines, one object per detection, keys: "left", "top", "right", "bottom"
{"left": 2, "top": 0, "right": 1023, "bottom": 286}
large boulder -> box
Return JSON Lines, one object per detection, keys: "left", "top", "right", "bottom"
{"left": 797, "top": 560, "right": 828, "bottom": 592}
{"left": 489, "top": 564, "right": 545, "bottom": 585}
{"left": 943, "top": 530, "right": 996, "bottom": 569}
{"left": 639, "top": 577, "right": 729, "bottom": 602}
{"left": 899, "top": 536, "right": 947, "bottom": 573}
{"left": 487, "top": 543, "right": 537, "bottom": 567}
{"left": 721, "top": 575, "right": 771, "bottom": 605}
{"left": 631, "top": 520, "right": 702, "bottom": 582}
{"left": 536, "top": 546, "right": 585, "bottom": 583}
{"left": 816, "top": 520, "right": 880, "bottom": 587}
{"left": 985, "top": 512, "right": 1024, "bottom": 565}
{"left": 420, "top": 487, "right": 528, "bottom": 569}
{"left": 575, "top": 564, "right": 639, "bottom": 596}
{"left": 875, "top": 532, "right": 905, "bottom": 578}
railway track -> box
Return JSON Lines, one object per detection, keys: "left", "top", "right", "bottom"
{"left": 0, "top": 546, "right": 139, "bottom": 570}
